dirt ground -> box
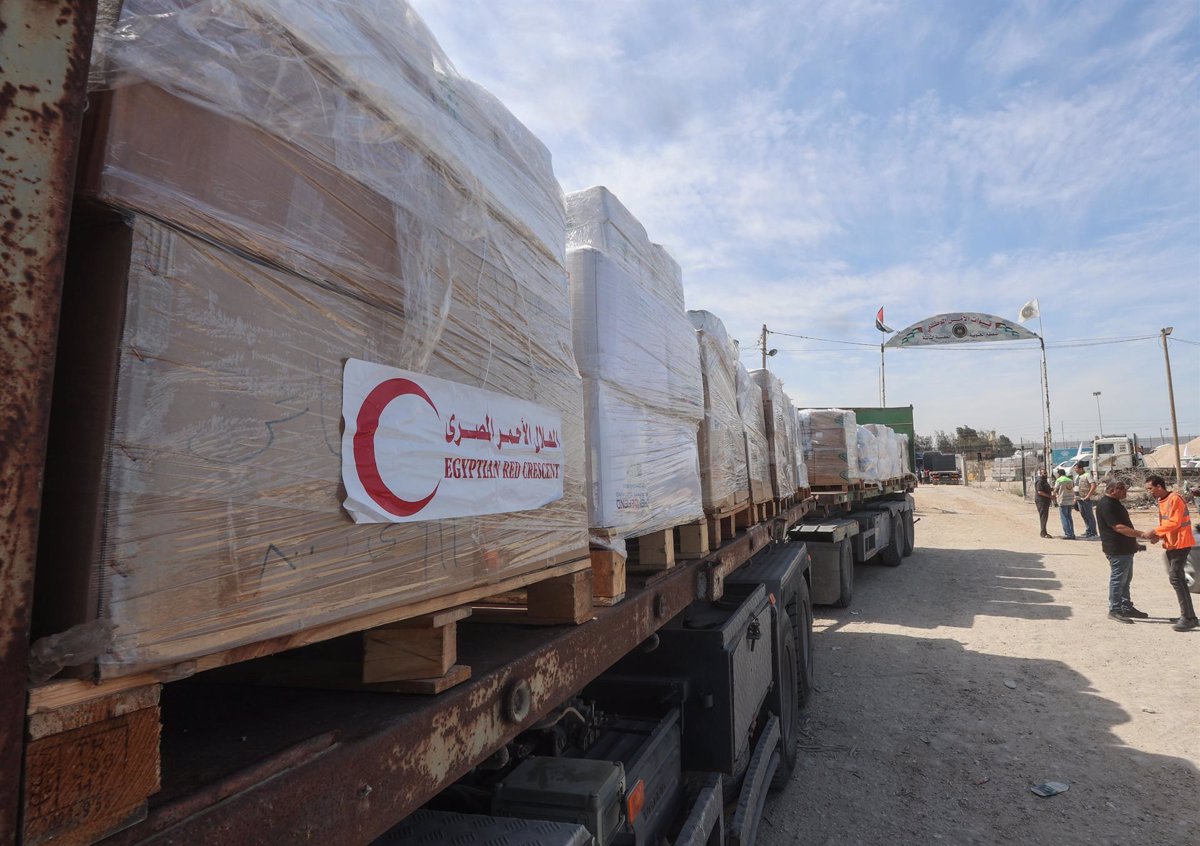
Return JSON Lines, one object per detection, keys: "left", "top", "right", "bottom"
{"left": 760, "top": 485, "right": 1199, "bottom": 846}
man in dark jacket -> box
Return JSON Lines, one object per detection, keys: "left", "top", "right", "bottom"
{"left": 1094, "top": 479, "right": 1148, "bottom": 623}
{"left": 1034, "top": 468, "right": 1053, "bottom": 538}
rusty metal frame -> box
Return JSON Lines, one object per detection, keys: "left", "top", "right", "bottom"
{"left": 0, "top": 2, "right": 98, "bottom": 843}
{"left": 100, "top": 501, "right": 814, "bottom": 845}
{"left": 111, "top": 563, "right": 705, "bottom": 845}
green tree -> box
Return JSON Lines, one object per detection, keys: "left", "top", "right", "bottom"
{"left": 955, "top": 426, "right": 984, "bottom": 453}
{"left": 914, "top": 434, "right": 934, "bottom": 452}
{"left": 995, "top": 435, "right": 1015, "bottom": 457}
{"left": 933, "top": 430, "right": 954, "bottom": 452}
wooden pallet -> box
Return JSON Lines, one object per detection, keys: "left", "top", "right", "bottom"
{"left": 471, "top": 566, "right": 594, "bottom": 626}
{"left": 212, "top": 557, "right": 592, "bottom": 694}
{"left": 588, "top": 518, "right": 710, "bottom": 606}
{"left": 705, "top": 501, "right": 753, "bottom": 549}
{"left": 752, "top": 498, "right": 780, "bottom": 522}
{"left": 810, "top": 481, "right": 864, "bottom": 493}
{"left": 22, "top": 685, "right": 161, "bottom": 846}
{"left": 27, "top": 554, "right": 596, "bottom": 715}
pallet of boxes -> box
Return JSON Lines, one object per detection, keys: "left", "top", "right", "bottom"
{"left": 858, "top": 424, "right": 906, "bottom": 487}
{"left": 800, "top": 409, "right": 861, "bottom": 491}
{"left": 24, "top": 5, "right": 591, "bottom": 843}
{"left": 689, "top": 311, "right": 758, "bottom": 548}
{"left": 566, "top": 187, "right": 710, "bottom": 604}
{"left": 751, "top": 369, "right": 809, "bottom": 519}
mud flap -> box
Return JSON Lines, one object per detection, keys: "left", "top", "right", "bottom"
{"left": 729, "top": 714, "right": 781, "bottom": 846}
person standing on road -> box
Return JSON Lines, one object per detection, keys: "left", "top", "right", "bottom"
{"left": 1035, "top": 468, "right": 1054, "bottom": 538}
{"left": 1074, "top": 462, "right": 1098, "bottom": 539}
{"left": 1141, "top": 475, "right": 1198, "bottom": 632}
{"left": 1054, "top": 469, "right": 1076, "bottom": 540}
{"left": 1094, "top": 479, "right": 1149, "bottom": 624}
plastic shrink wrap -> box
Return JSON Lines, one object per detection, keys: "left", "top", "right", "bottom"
{"left": 750, "top": 370, "right": 798, "bottom": 499}
{"left": 736, "top": 364, "right": 772, "bottom": 503}
{"left": 856, "top": 425, "right": 880, "bottom": 482}
{"left": 35, "top": 0, "right": 588, "bottom": 678}
{"left": 789, "top": 405, "right": 810, "bottom": 490}
{"left": 869, "top": 424, "right": 902, "bottom": 479}
{"left": 800, "top": 409, "right": 860, "bottom": 486}
{"left": 898, "top": 434, "right": 911, "bottom": 475}
{"left": 567, "top": 187, "right": 704, "bottom": 537}
{"left": 688, "top": 311, "right": 750, "bottom": 510}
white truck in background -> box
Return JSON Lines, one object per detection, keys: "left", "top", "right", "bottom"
{"left": 1090, "top": 435, "right": 1143, "bottom": 476}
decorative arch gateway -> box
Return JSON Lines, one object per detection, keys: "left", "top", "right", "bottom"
{"left": 885, "top": 312, "right": 1039, "bottom": 348}
{"left": 884, "top": 312, "right": 1051, "bottom": 472}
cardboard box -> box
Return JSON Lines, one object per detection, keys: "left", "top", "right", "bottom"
{"left": 800, "top": 409, "right": 860, "bottom": 487}
{"left": 689, "top": 310, "right": 750, "bottom": 510}
{"left": 566, "top": 188, "right": 705, "bottom": 536}
{"left": 36, "top": 212, "right": 587, "bottom": 677}
{"left": 751, "top": 370, "right": 798, "bottom": 499}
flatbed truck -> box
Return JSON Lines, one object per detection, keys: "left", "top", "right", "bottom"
{"left": 1, "top": 8, "right": 920, "bottom": 845}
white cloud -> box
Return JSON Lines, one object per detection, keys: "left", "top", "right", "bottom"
{"left": 407, "top": 0, "right": 1200, "bottom": 439}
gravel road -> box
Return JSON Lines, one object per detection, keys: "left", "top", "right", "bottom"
{"left": 760, "top": 484, "right": 1198, "bottom": 846}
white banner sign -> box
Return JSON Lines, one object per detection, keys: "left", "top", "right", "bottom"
{"left": 885, "top": 312, "right": 1040, "bottom": 348}
{"left": 341, "top": 359, "right": 564, "bottom": 523}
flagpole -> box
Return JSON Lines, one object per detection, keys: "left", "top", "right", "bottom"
{"left": 880, "top": 332, "right": 886, "bottom": 406}
{"left": 1038, "top": 313, "right": 1052, "bottom": 472}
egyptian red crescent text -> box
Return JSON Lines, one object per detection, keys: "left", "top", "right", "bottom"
{"left": 354, "top": 378, "right": 441, "bottom": 516}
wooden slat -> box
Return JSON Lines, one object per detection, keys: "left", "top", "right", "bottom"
{"left": 22, "top": 692, "right": 160, "bottom": 846}
{"left": 26, "top": 686, "right": 159, "bottom": 742}
{"left": 527, "top": 569, "right": 593, "bottom": 624}
{"left": 474, "top": 569, "right": 594, "bottom": 625}
{"left": 382, "top": 664, "right": 471, "bottom": 696}
{"left": 28, "top": 558, "right": 590, "bottom": 714}
{"left": 631, "top": 529, "right": 674, "bottom": 571}
{"left": 676, "top": 521, "right": 709, "bottom": 560}
{"left": 590, "top": 548, "right": 626, "bottom": 606}
{"left": 362, "top": 609, "right": 470, "bottom": 684}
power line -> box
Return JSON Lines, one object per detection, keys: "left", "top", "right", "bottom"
{"left": 766, "top": 330, "right": 878, "bottom": 347}
{"left": 1169, "top": 336, "right": 1200, "bottom": 347}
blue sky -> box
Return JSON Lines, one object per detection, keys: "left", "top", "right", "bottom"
{"left": 410, "top": 0, "right": 1199, "bottom": 448}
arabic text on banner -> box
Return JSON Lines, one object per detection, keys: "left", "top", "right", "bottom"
{"left": 341, "top": 359, "right": 564, "bottom": 523}
{"left": 885, "top": 313, "right": 1039, "bottom": 348}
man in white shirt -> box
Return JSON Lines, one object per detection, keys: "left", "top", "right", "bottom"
{"left": 1054, "top": 470, "right": 1076, "bottom": 540}
{"left": 1074, "top": 462, "right": 1098, "bottom": 539}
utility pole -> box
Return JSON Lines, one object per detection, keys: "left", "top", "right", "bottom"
{"left": 1160, "top": 327, "right": 1184, "bottom": 486}
{"left": 1038, "top": 332, "right": 1052, "bottom": 473}
{"left": 759, "top": 325, "right": 776, "bottom": 370}
{"left": 1092, "top": 391, "right": 1103, "bottom": 437}
{"left": 1020, "top": 439, "right": 1028, "bottom": 498}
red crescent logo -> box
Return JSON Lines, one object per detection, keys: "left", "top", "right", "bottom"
{"left": 353, "top": 378, "right": 440, "bottom": 517}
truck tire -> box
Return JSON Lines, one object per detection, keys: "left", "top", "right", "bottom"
{"left": 878, "top": 512, "right": 903, "bottom": 567}
{"left": 902, "top": 507, "right": 915, "bottom": 557}
{"left": 832, "top": 540, "right": 853, "bottom": 608}
{"left": 795, "top": 576, "right": 814, "bottom": 708}
{"left": 769, "top": 608, "right": 799, "bottom": 789}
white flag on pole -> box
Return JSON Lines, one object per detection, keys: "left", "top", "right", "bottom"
{"left": 1018, "top": 298, "right": 1040, "bottom": 323}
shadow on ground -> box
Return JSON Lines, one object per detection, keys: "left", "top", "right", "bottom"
{"left": 822, "top": 547, "right": 1071, "bottom": 631}
{"left": 759, "top": 631, "right": 1199, "bottom": 845}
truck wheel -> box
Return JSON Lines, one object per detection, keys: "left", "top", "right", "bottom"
{"left": 769, "top": 609, "right": 799, "bottom": 789}
{"left": 878, "top": 512, "right": 903, "bottom": 567}
{"left": 832, "top": 540, "right": 853, "bottom": 608}
{"left": 795, "top": 577, "right": 814, "bottom": 708}
{"left": 902, "top": 507, "right": 915, "bottom": 557}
